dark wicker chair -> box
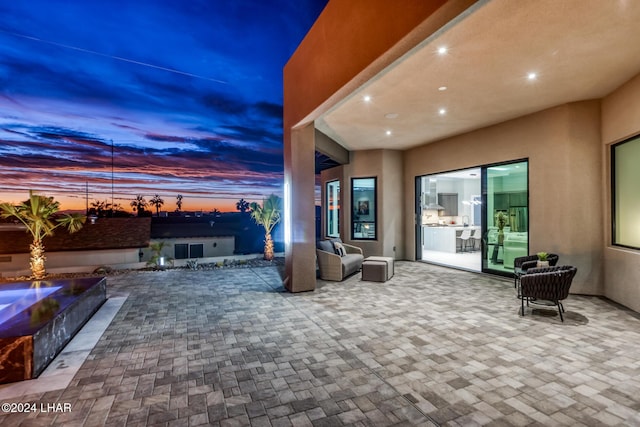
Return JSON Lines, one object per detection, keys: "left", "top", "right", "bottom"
{"left": 520, "top": 265, "right": 577, "bottom": 322}
{"left": 513, "top": 253, "right": 559, "bottom": 288}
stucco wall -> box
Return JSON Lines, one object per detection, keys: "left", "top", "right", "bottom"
{"left": 601, "top": 72, "right": 640, "bottom": 312}
{"left": 403, "top": 101, "right": 603, "bottom": 295}
{"left": 382, "top": 150, "right": 405, "bottom": 259}
{"left": 328, "top": 149, "right": 403, "bottom": 259}
{"left": 344, "top": 150, "right": 384, "bottom": 258}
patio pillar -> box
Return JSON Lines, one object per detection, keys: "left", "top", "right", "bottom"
{"left": 283, "top": 123, "right": 316, "bottom": 292}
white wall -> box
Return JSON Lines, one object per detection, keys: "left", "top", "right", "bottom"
{"left": 0, "top": 248, "right": 141, "bottom": 277}
{"left": 0, "top": 237, "right": 235, "bottom": 278}
{"left": 143, "top": 237, "right": 235, "bottom": 261}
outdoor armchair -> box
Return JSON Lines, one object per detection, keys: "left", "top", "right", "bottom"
{"left": 519, "top": 265, "right": 577, "bottom": 322}
{"left": 513, "top": 253, "right": 559, "bottom": 288}
{"left": 316, "top": 239, "right": 364, "bottom": 281}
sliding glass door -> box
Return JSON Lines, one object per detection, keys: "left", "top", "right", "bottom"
{"left": 417, "top": 167, "right": 482, "bottom": 272}
{"left": 416, "top": 159, "right": 528, "bottom": 277}
{"left": 483, "top": 160, "right": 529, "bottom": 275}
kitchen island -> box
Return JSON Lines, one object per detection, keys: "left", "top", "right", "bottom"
{"left": 423, "top": 225, "right": 480, "bottom": 253}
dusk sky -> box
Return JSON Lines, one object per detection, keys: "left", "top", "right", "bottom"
{"left": 0, "top": 0, "right": 328, "bottom": 212}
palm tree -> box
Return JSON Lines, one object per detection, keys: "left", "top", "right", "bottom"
{"left": 0, "top": 191, "right": 85, "bottom": 279}
{"left": 236, "top": 198, "right": 250, "bottom": 213}
{"left": 249, "top": 194, "right": 281, "bottom": 261}
{"left": 130, "top": 195, "right": 148, "bottom": 217}
{"left": 150, "top": 194, "right": 165, "bottom": 217}
{"left": 176, "top": 194, "right": 183, "bottom": 212}
{"left": 89, "top": 199, "right": 111, "bottom": 217}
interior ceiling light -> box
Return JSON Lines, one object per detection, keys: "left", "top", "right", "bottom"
{"left": 385, "top": 113, "right": 399, "bottom": 119}
{"left": 385, "top": 130, "right": 392, "bottom": 136}
{"left": 438, "top": 86, "right": 447, "bottom": 91}
{"left": 437, "top": 46, "right": 447, "bottom": 55}
{"left": 527, "top": 72, "right": 537, "bottom": 80}
{"left": 438, "top": 108, "right": 447, "bottom": 115}
{"left": 363, "top": 95, "right": 372, "bottom": 102}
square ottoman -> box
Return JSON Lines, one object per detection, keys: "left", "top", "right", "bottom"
{"left": 362, "top": 256, "right": 394, "bottom": 282}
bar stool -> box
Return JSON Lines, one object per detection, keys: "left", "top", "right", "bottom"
{"left": 471, "top": 228, "right": 482, "bottom": 251}
{"left": 459, "top": 229, "right": 472, "bottom": 252}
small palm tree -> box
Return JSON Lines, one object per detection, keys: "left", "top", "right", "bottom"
{"left": 150, "top": 194, "right": 164, "bottom": 217}
{"left": 0, "top": 191, "right": 85, "bottom": 279}
{"left": 130, "top": 195, "right": 148, "bottom": 217}
{"left": 176, "top": 194, "right": 183, "bottom": 212}
{"left": 146, "top": 241, "right": 173, "bottom": 268}
{"left": 249, "top": 195, "right": 281, "bottom": 261}
{"left": 236, "top": 198, "right": 250, "bottom": 213}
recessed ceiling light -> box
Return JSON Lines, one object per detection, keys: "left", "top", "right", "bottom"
{"left": 385, "top": 113, "right": 399, "bottom": 119}
{"left": 527, "top": 72, "right": 537, "bottom": 80}
{"left": 385, "top": 130, "right": 392, "bottom": 136}
{"left": 438, "top": 108, "right": 447, "bottom": 115}
{"left": 438, "top": 86, "right": 447, "bottom": 91}
{"left": 363, "top": 95, "right": 372, "bottom": 102}
{"left": 437, "top": 46, "right": 447, "bottom": 55}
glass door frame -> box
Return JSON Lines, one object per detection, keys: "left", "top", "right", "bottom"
{"left": 481, "top": 158, "right": 529, "bottom": 277}
{"left": 414, "top": 158, "right": 529, "bottom": 278}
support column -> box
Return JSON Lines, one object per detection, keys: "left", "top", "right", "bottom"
{"left": 283, "top": 123, "right": 316, "bottom": 292}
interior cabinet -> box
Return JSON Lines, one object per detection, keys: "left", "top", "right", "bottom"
{"left": 438, "top": 193, "right": 458, "bottom": 216}
{"left": 509, "top": 192, "right": 528, "bottom": 207}
{"left": 494, "top": 191, "right": 527, "bottom": 209}
{"left": 494, "top": 193, "right": 509, "bottom": 210}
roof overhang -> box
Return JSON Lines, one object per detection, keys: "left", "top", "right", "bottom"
{"left": 316, "top": 0, "right": 640, "bottom": 151}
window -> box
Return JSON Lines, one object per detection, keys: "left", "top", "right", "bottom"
{"left": 175, "top": 244, "right": 188, "bottom": 259}
{"left": 326, "top": 180, "right": 340, "bottom": 238}
{"left": 190, "top": 244, "right": 204, "bottom": 258}
{"left": 612, "top": 135, "right": 640, "bottom": 249}
{"left": 351, "top": 177, "right": 376, "bottom": 240}
{"left": 174, "top": 243, "right": 204, "bottom": 259}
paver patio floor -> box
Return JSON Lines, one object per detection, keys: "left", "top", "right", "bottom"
{"left": 1, "top": 261, "right": 639, "bottom": 426}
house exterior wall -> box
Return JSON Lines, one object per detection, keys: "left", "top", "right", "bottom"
{"left": 284, "top": 0, "right": 476, "bottom": 291}
{"left": 403, "top": 101, "right": 603, "bottom": 296}
{"left": 322, "top": 150, "right": 404, "bottom": 259}
{"left": 0, "top": 248, "right": 141, "bottom": 277}
{"left": 290, "top": 1, "right": 640, "bottom": 314}
{"left": 145, "top": 237, "right": 235, "bottom": 261}
{"left": 601, "top": 72, "right": 640, "bottom": 312}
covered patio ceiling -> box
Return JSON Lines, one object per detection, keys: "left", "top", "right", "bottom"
{"left": 315, "top": 0, "right": 640, "bottom": 151}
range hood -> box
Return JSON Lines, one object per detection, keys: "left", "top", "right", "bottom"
{"left": 425, "top": 202, "right": 445, "bottom": 210}
{"left": 425, "top": 180, "right": 444, "bottom": 210}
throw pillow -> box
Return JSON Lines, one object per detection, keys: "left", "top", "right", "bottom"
{"left": 317, "top": 240, "right": 334, "bottom": 253}
{"left": 333, "top": 241, "right": 346, "bottom": 257}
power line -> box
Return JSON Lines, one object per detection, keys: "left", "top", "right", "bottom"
{"left": 0, "top": 29, "right": 228, "bottom": 85}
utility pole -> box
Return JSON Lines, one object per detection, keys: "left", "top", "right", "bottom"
{"left": 111, "top": 139, "right": 115, "bottom": 213}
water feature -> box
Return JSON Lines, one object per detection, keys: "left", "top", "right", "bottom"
{"left": 0, "top": 277, "right": 106, "bottom": 384}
